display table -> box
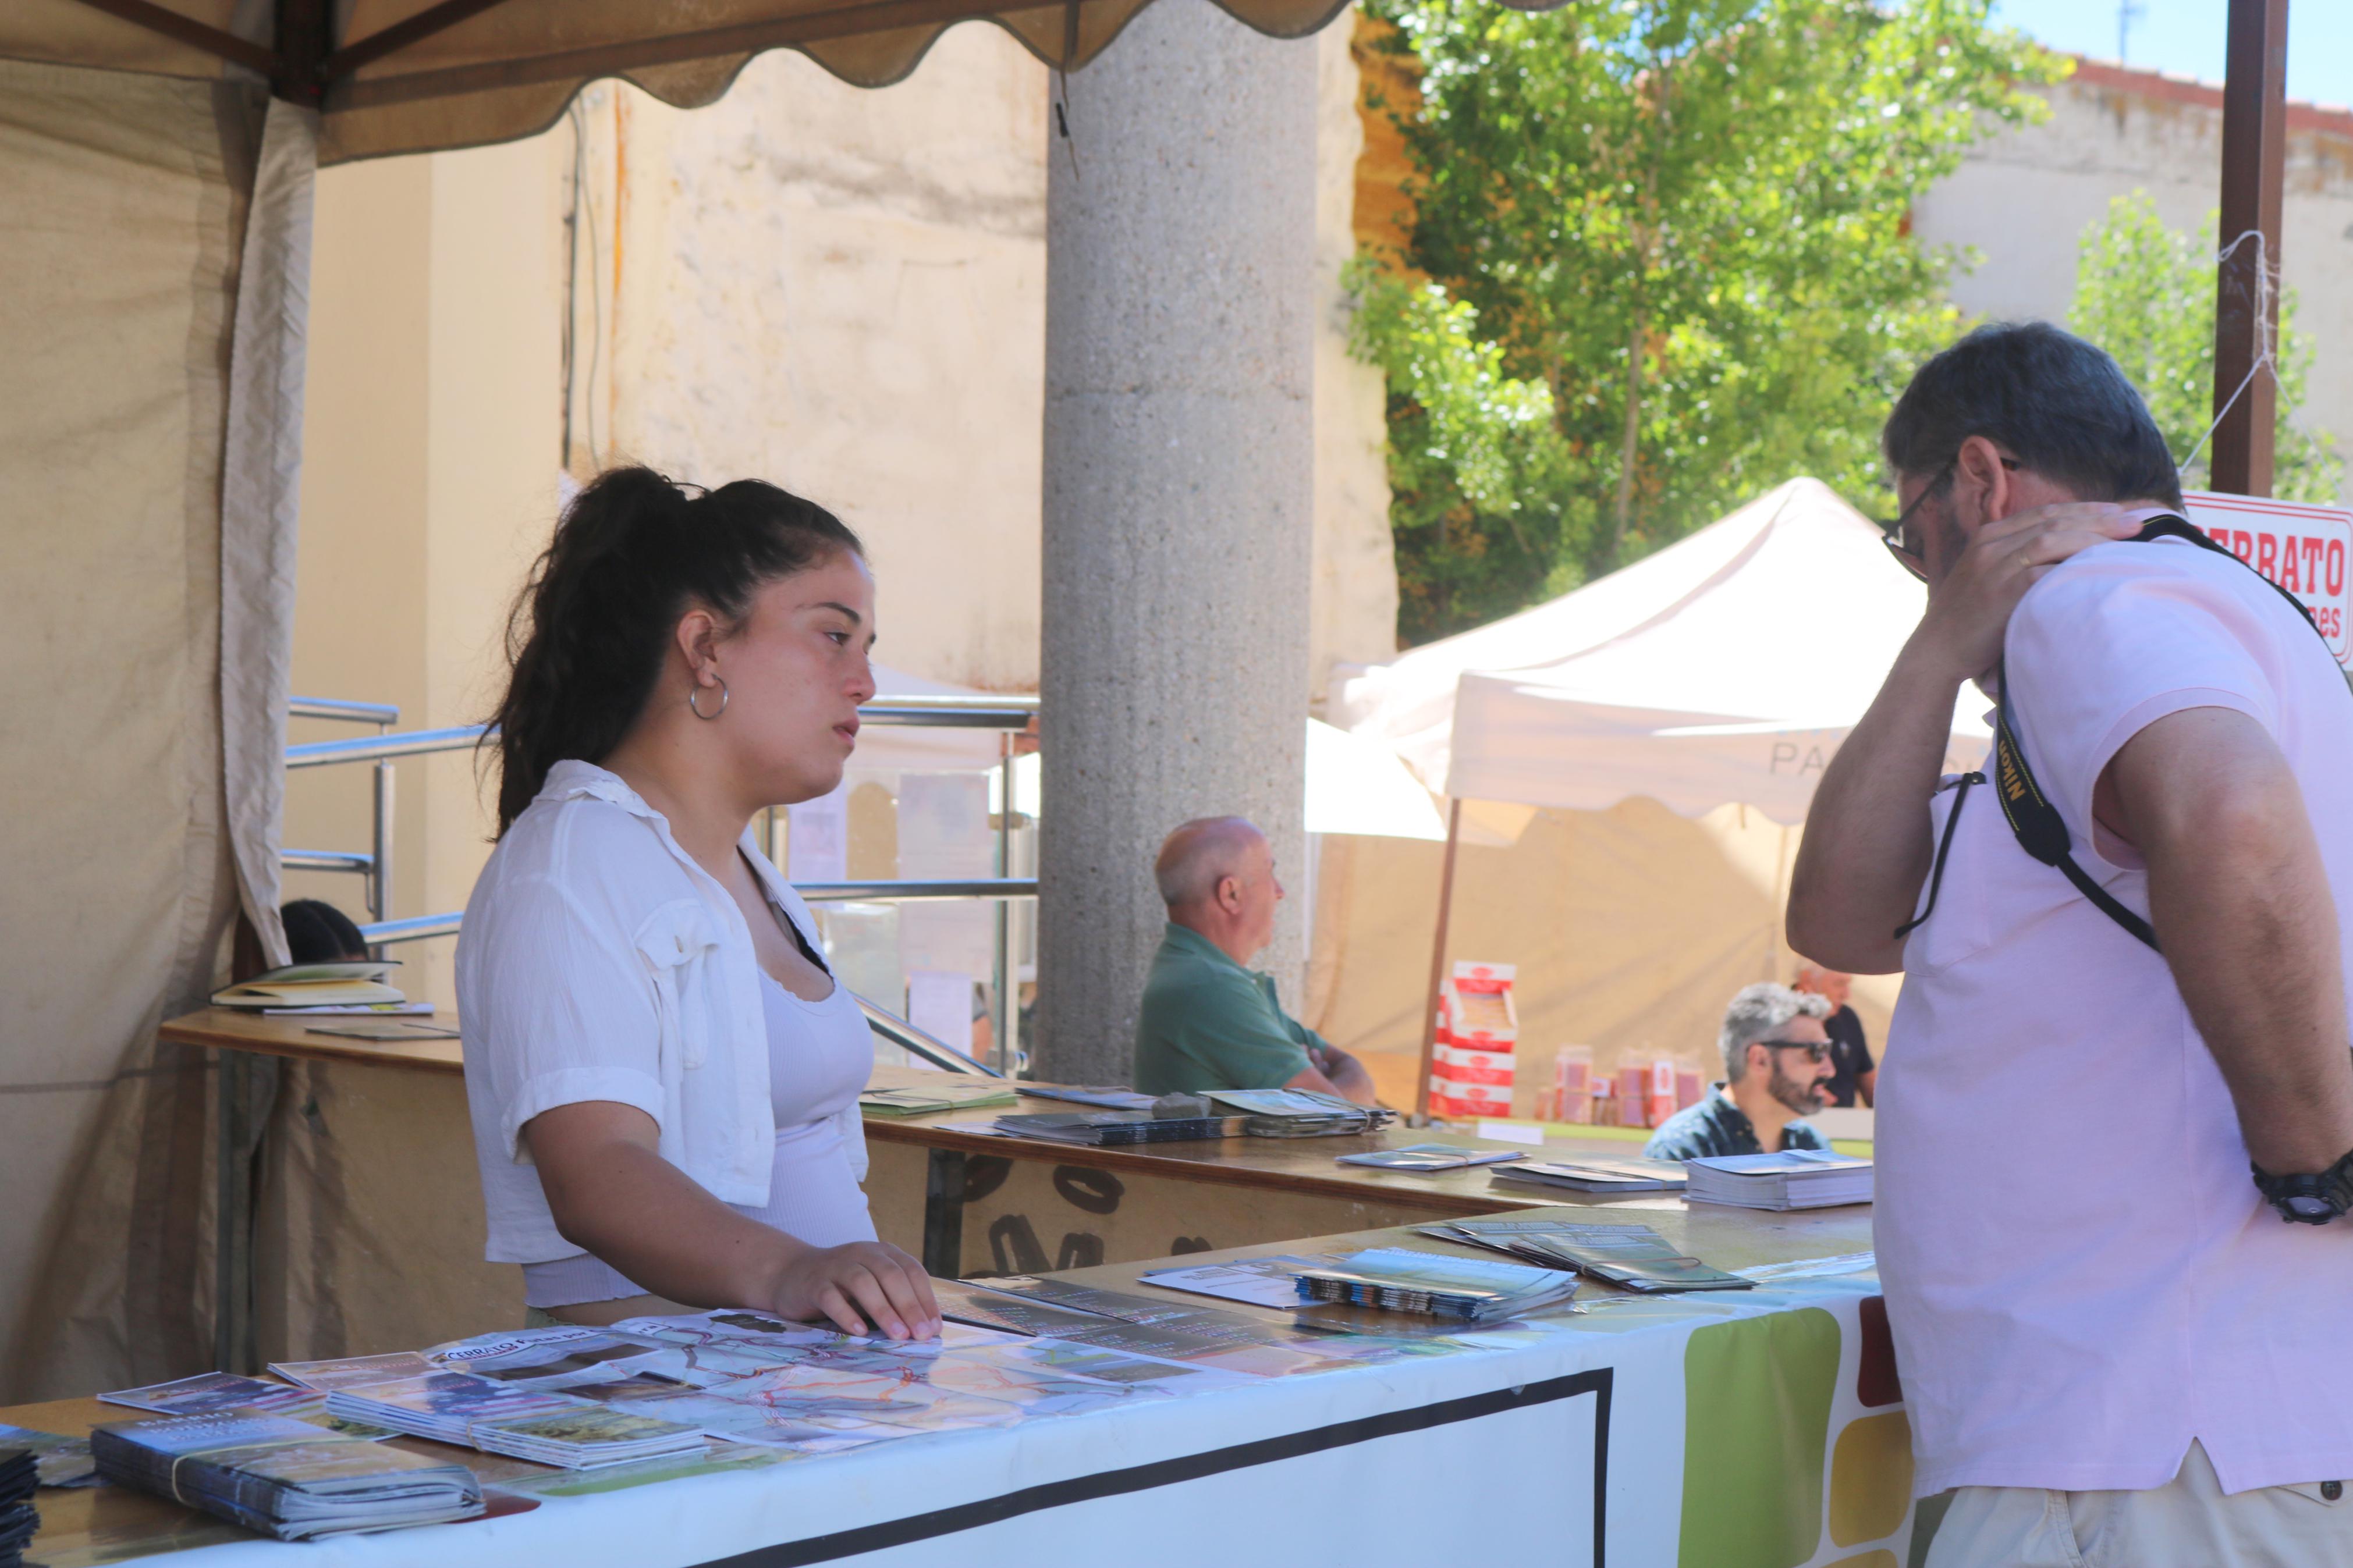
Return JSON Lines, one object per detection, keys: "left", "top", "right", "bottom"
{"left": 159, "top": 1009, "right": 1684, "bottom": 1368}
{"left": 3, "top": 1203, "right": 1914, "bottom": 1568}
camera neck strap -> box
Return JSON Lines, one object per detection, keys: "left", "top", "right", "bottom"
{"left": 1990, "top": 513, "right": 2326, "bottom": 954}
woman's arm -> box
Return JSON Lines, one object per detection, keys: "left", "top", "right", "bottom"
{"left": 524, "top": 1101, "right": 941, "bottom": 1339}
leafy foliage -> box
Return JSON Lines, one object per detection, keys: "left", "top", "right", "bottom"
{"left": 1353, "top": 0, "right": 2059, "bottom": 643}
{"left": 2068, "top": 191, "right": 2340, "bottom": 505}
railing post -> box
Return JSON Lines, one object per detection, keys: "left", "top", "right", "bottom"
{"left": 995, "top": 731, "right": 1014, "bottom": 1074}
{"left": 371, "top": 759, "right": 395, "bottom": 922}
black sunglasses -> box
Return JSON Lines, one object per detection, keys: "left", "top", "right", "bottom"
{"left": 1760, "top": 1039, "right": 1833, "bottom": 1063}
{"left": 1874, "top": 456, "right": 2022, "bottom": 583}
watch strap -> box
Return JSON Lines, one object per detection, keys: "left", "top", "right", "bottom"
{"left": 2252, "top": 1147, "right": 2353, "bottom": 1225}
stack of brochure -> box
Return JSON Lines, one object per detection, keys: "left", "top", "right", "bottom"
{"left": 990, "top": 1111, "right": 1243, "bottom": 1145}
{"left": 1009, "top": 1085, "right": 1162, "bottom": 1110}
{"left": 1684, "top": 1150, "right": 1873, "bottom": 1210}
{"left": 1486, "top": 1155, "right": 1687, "bottom": 1193}
{"left": 0, "top": 1448, "right": 34, "bottom": 1568}
{"left": 325, "top": 1371, "right": 705, "bottom": 1469}
{"left": 1335, "top": 1144, "right": 1525, "bottom": 1172}
{"left": 1203, "top": 1090, "right": 1394, "bottom": 1137}
{"left": 1292, "top": 1247, "right": 1580, "bottom": 1323}
{"left": 90, "top": 1413, "right": 482, "bottom": 1539}
{"left": 210, "top": 961, "right": 404, "bottom": 1011}
{"left": 1421, "top": 1218, "right": 1752, "bottom": 1293}
{"left": 0, "top": 1424, "right": 95, "bottom": 1488}
{"left": 857, "top": 1082, "right": 1018, "bottom": 1117}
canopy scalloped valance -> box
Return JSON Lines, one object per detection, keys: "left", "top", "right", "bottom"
{"left": 0, "top": 0, "right": 1361, "bottom": 162}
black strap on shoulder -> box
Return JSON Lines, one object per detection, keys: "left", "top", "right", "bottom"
{"left": 1989, "top": 511, "right": 2331, "bottom": 952}
{"left": 1992, "top": 666, "right": 2160, "bottom": 951}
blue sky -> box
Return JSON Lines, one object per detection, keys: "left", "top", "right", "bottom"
{"left": 1989, "top": 0, "right": 2353, "bottom": 110}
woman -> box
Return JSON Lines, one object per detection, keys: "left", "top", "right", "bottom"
{"left": 457, "top": 467, "right": 940, "bottom": 1341}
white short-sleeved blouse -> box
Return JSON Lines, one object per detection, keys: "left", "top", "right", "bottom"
{"left": 457, "top": 759, "right": 869, "bottom": 1267}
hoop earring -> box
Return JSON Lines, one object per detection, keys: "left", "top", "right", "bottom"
{"left": 687, "top": 677, "right": 729, "bottom": 720}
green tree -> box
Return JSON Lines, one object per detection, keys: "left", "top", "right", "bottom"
{"left": 1353, "top": 0, "right": 2057, "bottom": 643}
{"left": 2070, "top": 191, "right": 2341, "bottom": 505}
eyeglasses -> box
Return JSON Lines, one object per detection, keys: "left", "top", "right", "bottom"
{"left": 1761, "top": 1039, "right": 1833, "bottom": 1063}
{"left": 1873, "top": 456, "right": 2022, "bottom": 584}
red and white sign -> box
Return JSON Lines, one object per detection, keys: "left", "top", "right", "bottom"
{"left": 2182, "top": 490, "right": 2353, "bottom": 665}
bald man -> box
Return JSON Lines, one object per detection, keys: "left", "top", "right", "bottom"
{"left": 1131, "top": 817, "right": 1378, "bottom": 1104}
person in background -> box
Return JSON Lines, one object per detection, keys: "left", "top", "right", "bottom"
{"left": 459, "top": 467, "right": 938, "bottom": 1342}
{"left": 1793, "top": 962, "right": 1874, "bottom": 1107}
{"left": 1133, "top": 816, "right": 1378, "bottom": 1104}
{"left": 281, "top": 898, "right": 369, "bottom": 965}
{"left": 1642, "top": 983, "right": 1834, "bottom": 1160}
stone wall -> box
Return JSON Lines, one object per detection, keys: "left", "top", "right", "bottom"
{"left": 1911, "top": 58, "right": 2353, "bottom": 475}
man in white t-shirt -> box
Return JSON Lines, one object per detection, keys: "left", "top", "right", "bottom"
{"left": 1790, "top": 322, "right": 2353, "bottom": 1566}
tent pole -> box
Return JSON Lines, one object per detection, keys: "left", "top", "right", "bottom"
{"left": 1413, "top": 798, "right": 1464, "bottom": 1126}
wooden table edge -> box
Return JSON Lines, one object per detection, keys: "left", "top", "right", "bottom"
{"left": 861, "top": 1118, "right": 1558, "bottom": 1214}
{"left": 160, "top": 1009, "right": 464, "bottom": 1074}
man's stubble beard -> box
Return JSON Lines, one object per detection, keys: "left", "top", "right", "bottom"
{"left": 1769, "top": 1062, "right": 1827, "bottom": 1117}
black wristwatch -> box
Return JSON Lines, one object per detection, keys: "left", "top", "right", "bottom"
{"left": 2252, "top": 1150, "right": 2353, "bottom": 1225}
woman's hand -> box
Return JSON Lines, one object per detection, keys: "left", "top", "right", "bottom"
{"left": 766, "top": 1239, "right": 942, "bottom": 1340}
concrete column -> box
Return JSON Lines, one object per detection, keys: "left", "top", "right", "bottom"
{"left": 1035, "top": 0, "right": 1319, "bottom": 1083}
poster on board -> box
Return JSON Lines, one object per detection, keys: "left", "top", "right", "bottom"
{"left": 2182, "top": 490, "right": 2353, "bottom": 666}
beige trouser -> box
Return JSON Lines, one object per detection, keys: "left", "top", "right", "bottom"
{"left": 1927, "top": 1442, "right": 2353, "bottom": 1568}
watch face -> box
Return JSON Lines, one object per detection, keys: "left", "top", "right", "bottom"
{"left": 2289, "top": 1196, "right": 2334, "bottom": 1219}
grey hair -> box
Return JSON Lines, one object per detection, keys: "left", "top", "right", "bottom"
{"left": 1152, "top": 816, "right": 1263, "bottom": 908}
{"left": 1719, "top": 982, "right": 1830, "bottom": 1083}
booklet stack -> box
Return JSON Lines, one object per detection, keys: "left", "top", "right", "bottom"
{"left": 857, "top": 1082, "right": 1018, "bottom": 1117}
{"left": 1684, "top": 1150, "right": 1873, "bottom": 1210}
{"left": 1204, "top": 1090, "right": 1394, "bottom": 1137}
{"left": 1421, "top": 1218, "right": 1752, "bottom": 1293}
{"left": 210, "top": 961, "right": 406, "bottom": 1012}
{"left": 1292, "top": 1247, "right": 1580, "bottom": 1324}
{"left": 1009, "top": 1086, "right": 1162, "bottom": 1110}
{"left": 0, "top": 1449, "right": 34, "bottom": 1568}
{"left": 990, "top": 1111, "right": 1243, "bottom": 1146}
{"left": 1335, "top": 1143, "right": 1525, "bottom": 1172}
{"left": 1486, "top": 1156, "right": 1687, "bottom": 1193}
{"left": 324, "top": 1371, "right": 705, "bottom": 1469}
{"left": 90, "top": 1413, "right": 483, "bottom": 1539}
{"left": 0, "top": 1424, "right": 94, "bottom": 1488}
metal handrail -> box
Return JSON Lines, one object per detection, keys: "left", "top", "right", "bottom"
{"left": 359, "top": 912, "right": 460, "bottom": 944}
{"left": 350, "top": 911, "right": 998, "bottom": 1076}
{"left": 290, "top": 696, "right": 400, "bottom": 726}
{"left": 306, "top": 694, "right": 1037, "bottom": 1073}
{"left": 284, "top": 849, "right": 374, "bottom": 874}
{"left": 287, "top": 702, "right": 1030, "bottom": 771}
{"left": 288, "top": 725, "right": 487, "bottom": 769}
{"left": 858, "top": 997, "right": 1002, "bottom": 1076}
{"left": 863, "top": 694, "right": 1037, "bottom": 713}
{"left": 797, "top": 879, "right": 1036, "bottom": 903}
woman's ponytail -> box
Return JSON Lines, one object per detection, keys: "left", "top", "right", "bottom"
{"left": 488, "top": 466, "right": 862, "bottom": 833}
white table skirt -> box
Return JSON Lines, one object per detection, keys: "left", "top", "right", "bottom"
{"left": 156, "top": 1275, "right": 1911, "bottom": 1568}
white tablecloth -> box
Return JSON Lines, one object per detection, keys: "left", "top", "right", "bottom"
{"left": 159, "top": 1274, "right": 1911, "bottom": 1568}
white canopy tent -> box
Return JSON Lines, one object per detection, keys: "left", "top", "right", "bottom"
{"left": 1333, "top": 477, "right": 1989, "bottom": 817}
{"left": 1329, "top": 477, "right": 1990, "bottom": 1118}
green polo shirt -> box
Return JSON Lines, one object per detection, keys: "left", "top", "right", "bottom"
{"left": 1133, "top": 923, "right": 1326, "bottom": 1095}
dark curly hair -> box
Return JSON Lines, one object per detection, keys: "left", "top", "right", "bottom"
{"left": 488, "top": 467, "right": 863, "bottom": 833}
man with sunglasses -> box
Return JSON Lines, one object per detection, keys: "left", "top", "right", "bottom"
{"left": 1642, "top": 983, "right": 1836, "bottom": 1161}
{"left": 1790, "top": 322, "right": 2353, "bottom": 1566}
